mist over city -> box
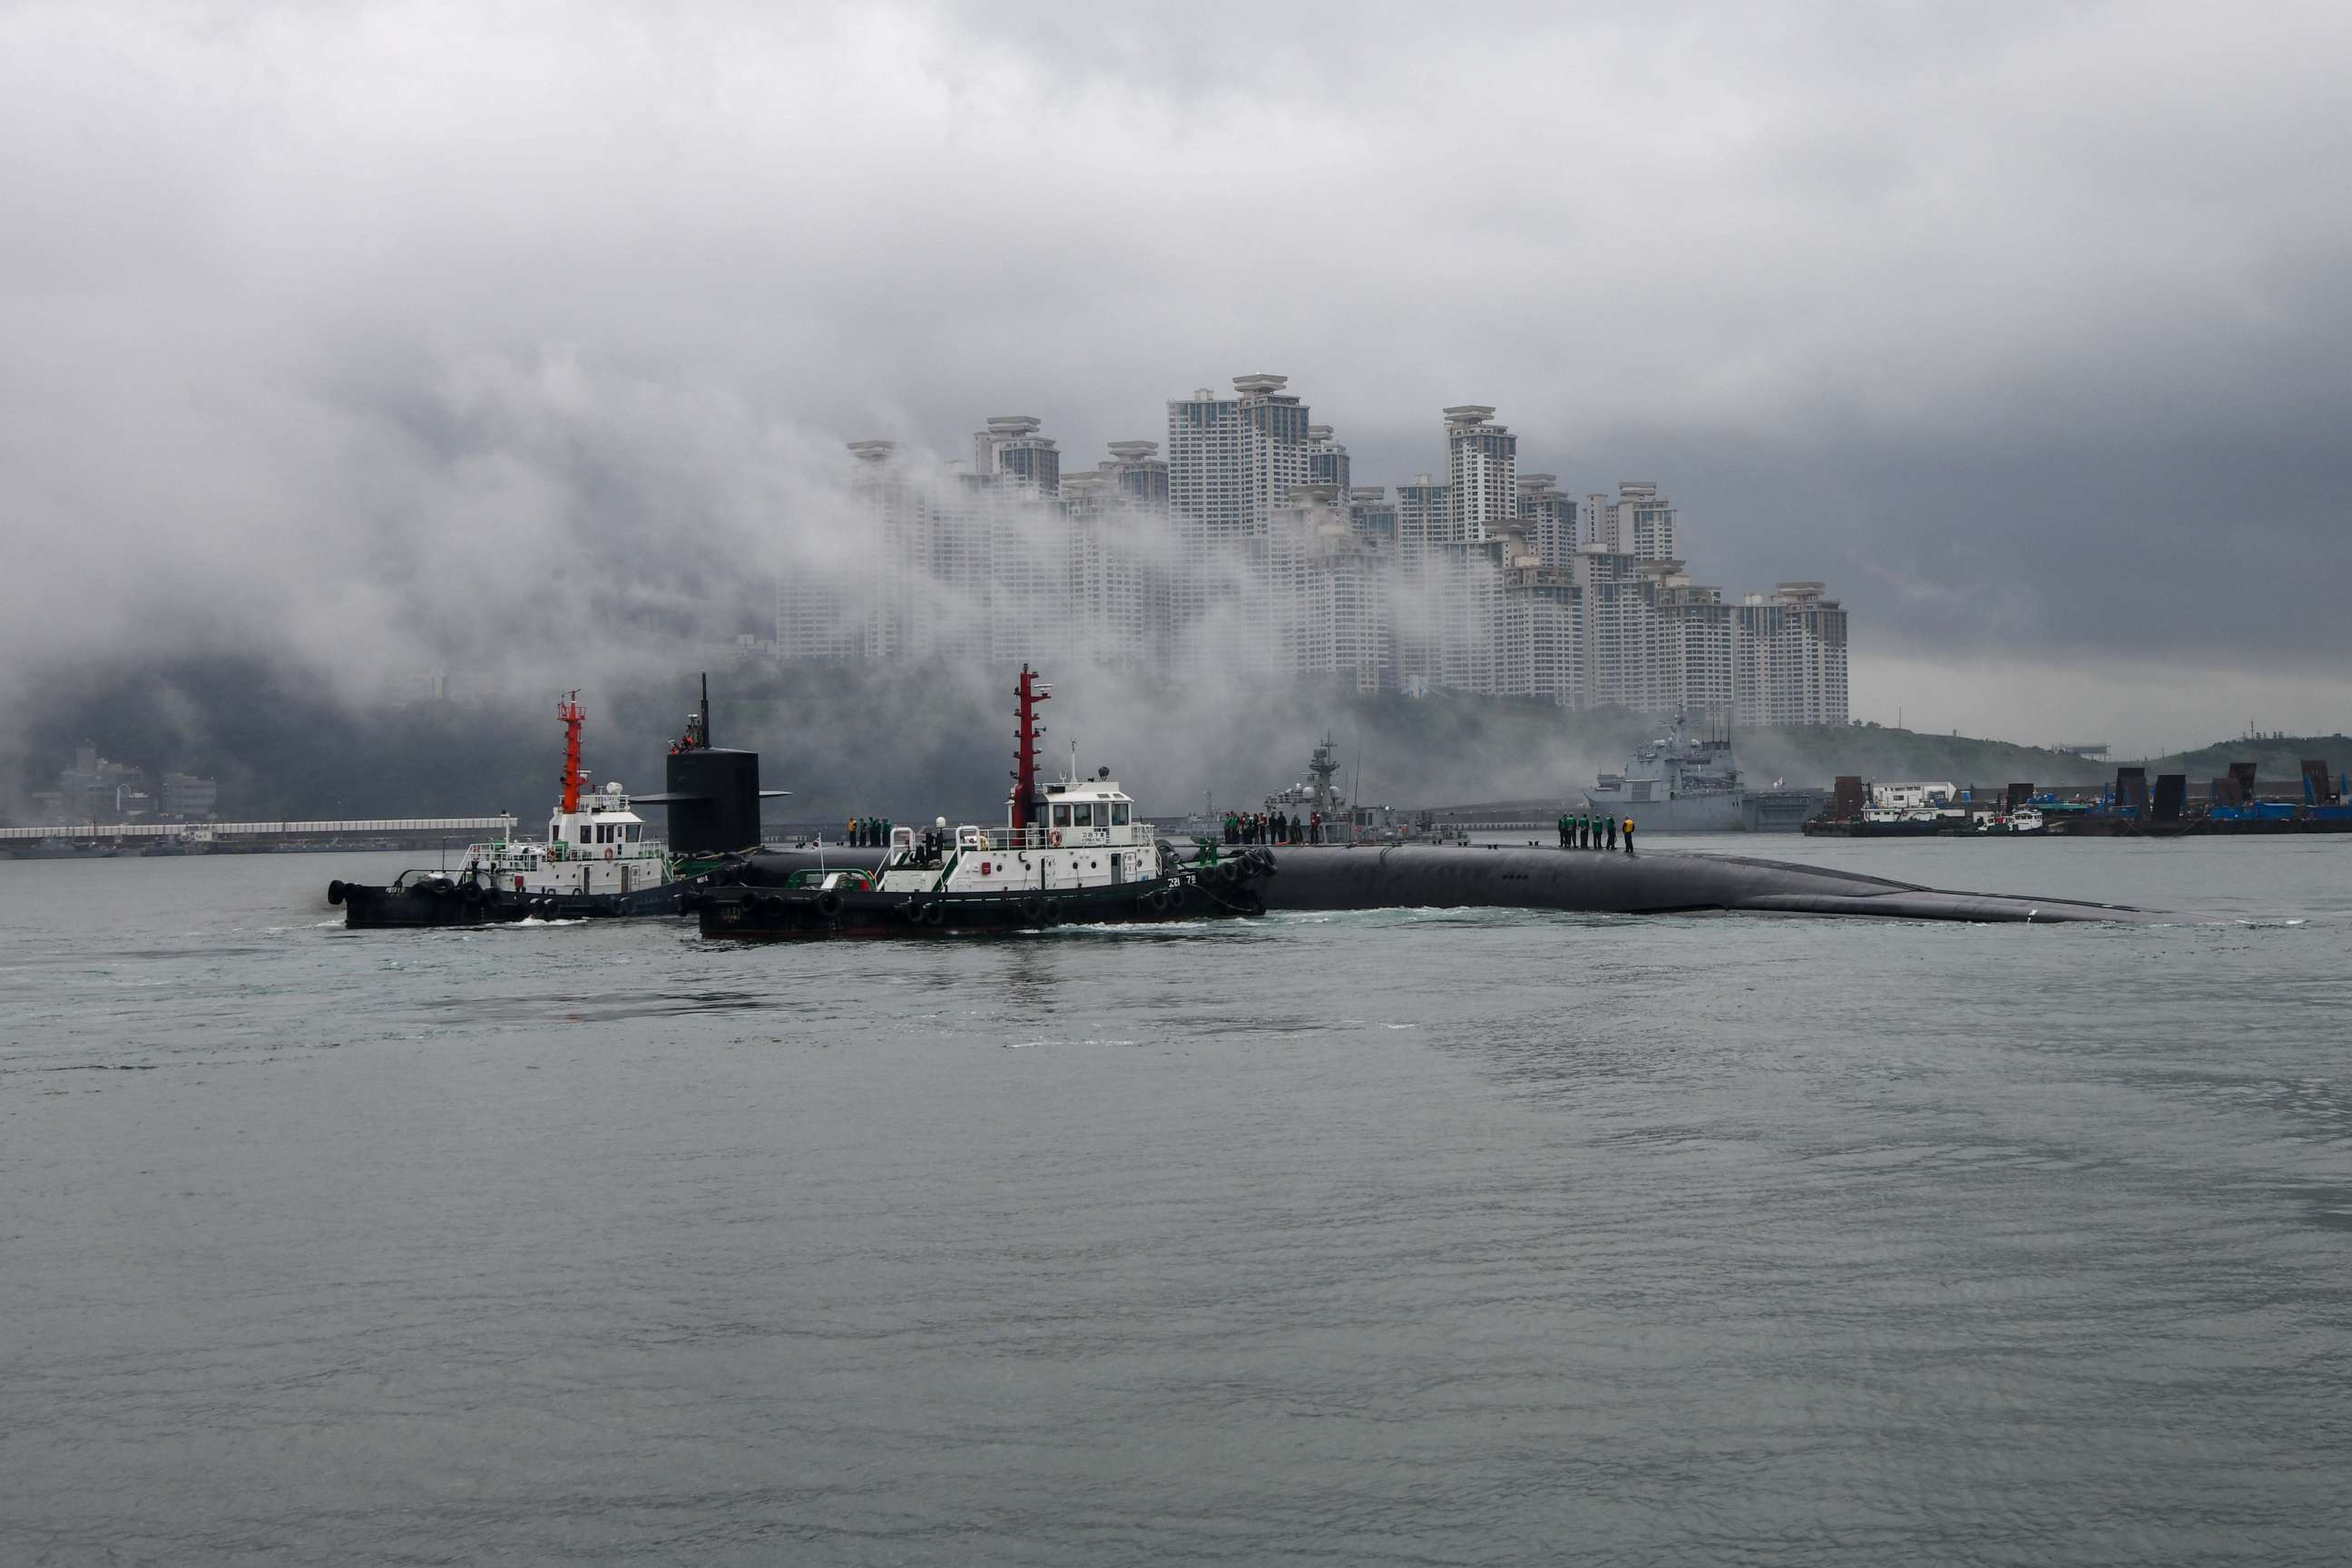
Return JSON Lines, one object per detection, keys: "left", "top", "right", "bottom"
{"left": 5, "top": 0, "right": 2348, "bottom": 827}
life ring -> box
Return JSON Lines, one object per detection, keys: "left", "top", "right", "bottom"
{"left": 814, "top": 889, "right": 844, "bottom": 920}
{"left": 1049, "top": 830, "right": 1062, "bottom": 848}
{"left": 603, "top": 846, "right": 614, "bottom": 860}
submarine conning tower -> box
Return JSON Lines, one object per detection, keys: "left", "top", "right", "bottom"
{"left": 632, "top": 673, "right": 780, "bottom": 858}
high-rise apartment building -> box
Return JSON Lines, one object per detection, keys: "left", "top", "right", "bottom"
{"left": 973, "top": 414, "right": 1061, "bottom": 496}
{"left": 1393, "top": 474, "right": 1449, "bottom": 553}
{"left": 1586, "top": 482, "right": 1677, "bottom": 561}
{"left": 1443, "top": 406, "right": 1518, "bottom": 542}
{"left": 1514, "top": 475, "right": 1578, "bottom": 568}
{"left": 1657, "top": 577, "right": 1734, "bottom": 728}
{"left": 1733, "top": 583, "right": 1849, "bottom": 728}
{"left": 1257, "top": 485, "right": 1394, "bottom": 691}
{"left": 1101, "top": 439, "right": 1171, "bottom": 509}
{"left": 1498, "top": 554, "right": 1583, "bottom": 709}
{"left": 1307, "top": 425, "right": 1351, "bottom": 495}
{"left": 1348, "top": 486, "right": 1397, "bottom": 546}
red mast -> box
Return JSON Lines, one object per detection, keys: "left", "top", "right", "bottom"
{"left": 557, "top": 690, "right": 589, "bottom": 815}
{"left": 1011, "top": 664, "right": 1049, "bottom": 842}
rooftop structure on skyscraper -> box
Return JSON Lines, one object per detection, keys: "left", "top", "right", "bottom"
{"left": 1444, "top": 405, "right": 1517, "bottom": 543}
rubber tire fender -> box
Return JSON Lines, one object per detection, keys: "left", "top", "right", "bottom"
{"left": 759, "top": 894, "right": 789, "bottom": 920}
{"left": 1019, "top": 895, "right": 1046, "bottom": 925}
{"left": 814, "top": 889, "right": 844, "bottom": 920}
{"left": 922, "top": 900, "right": 948, "bottom": 926}
{"left": 459, "top": 880, "right": 485, "bottom": 904}
{"left": 327, "top": 880, "right": 346, "bottom": 906}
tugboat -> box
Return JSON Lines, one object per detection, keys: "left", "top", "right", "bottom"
{"left": 329, "top": 677, "right": 780, "bottom": 927}
{"left": 692, "top": 665, "right": 1271, "bottom": 938}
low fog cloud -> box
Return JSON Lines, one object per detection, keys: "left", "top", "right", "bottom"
{"left": 2, "top": 1, "right": 2347, "bottom": 753}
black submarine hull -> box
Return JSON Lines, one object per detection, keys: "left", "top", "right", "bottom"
{"left": 720, "top": 842, "right": 2143, "bottom": 924}
{"left": 1203, "top": 843, "right": 2142, "bottom": 923}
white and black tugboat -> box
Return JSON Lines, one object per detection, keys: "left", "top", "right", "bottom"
{"left": 330, "top": 679, "right": 779, "bottom": 928}
{"left": 691, "top": 665, "right": 1272, "bottom": 939}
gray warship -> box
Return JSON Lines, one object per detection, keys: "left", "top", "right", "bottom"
{"left": 1584, "top": 715, "right": 1827, "bottom": 833}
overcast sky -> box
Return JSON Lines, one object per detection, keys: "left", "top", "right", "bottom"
{"left": 4, "top": 1, "right": 2347, "bottom": 751}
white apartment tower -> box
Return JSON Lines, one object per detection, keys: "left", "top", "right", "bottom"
{"left": 1585, "top": 482, "right": 1678, "bottom": 561}
{"left": 1443, "top": 406, "right": 1517, "bottom": 543}
{"left": 1733, "top": 583, "right": 1849, "bottom": 728}
{"left": 973, "top": 414, "right": 1061, "bottom": 496}
{"left": 1306, "top": 425, "right": 1351, "bottom": 495}
{"left": 1514, "top": 475, "right": 1578, "bottom": 569}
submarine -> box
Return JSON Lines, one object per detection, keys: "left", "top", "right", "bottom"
{"left": 671, "top": 661, "right": 2145, "bottom": 930}
{"left": 1178, "top": 842, "right": 2141, "bottom": 922}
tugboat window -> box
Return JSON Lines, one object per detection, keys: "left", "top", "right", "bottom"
{"left": 1112, "top": 804, "right": 1131, "bottom": 826}
{"left": 1073, "top": 803, "right": 1095, "bottom": 828}
{"left": 1052, "top": 805, "right": 1072, "bottom": 828}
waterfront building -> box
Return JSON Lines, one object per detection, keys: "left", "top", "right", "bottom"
{"left": 160, "top": 771, "right": 220, "bottom": 819}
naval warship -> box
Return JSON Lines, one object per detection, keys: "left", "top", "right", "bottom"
{"left": 1584, "top": 715, "right": 1827, "bottom": 833}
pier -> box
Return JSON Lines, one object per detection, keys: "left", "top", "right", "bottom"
{"left": 2, "top": 817, "right": 517, "bottom": 853}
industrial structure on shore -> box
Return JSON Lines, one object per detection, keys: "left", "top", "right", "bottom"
{"left": 777, "top": 376, "right": 1848, "bottom": 728}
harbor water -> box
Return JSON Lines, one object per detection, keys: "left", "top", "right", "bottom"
{"left": 4, "top": 838, "right": 2348, "bottom": 1565}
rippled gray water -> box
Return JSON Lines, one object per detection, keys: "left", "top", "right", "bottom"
{"left": 5, "top": 838, "right": 2348, "bottom": 1565}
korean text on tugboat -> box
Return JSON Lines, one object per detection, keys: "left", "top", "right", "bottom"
{"left": 690, "top": 665, "right": 1272, "bottom": 939}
